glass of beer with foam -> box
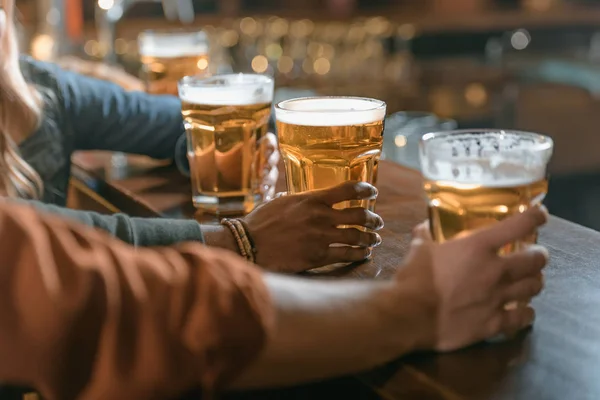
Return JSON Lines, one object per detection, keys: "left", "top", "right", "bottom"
{"left": 178, "top": 74, "right": 274, "bottom": 215}
{"left": 139, "top": 30, "right": 209, "bottom": 96}
{"left": 275, "top": 96, "right": 386, "bottom": 213}
{"left": 420, "top": 129, "right": 553, "bottom": 252}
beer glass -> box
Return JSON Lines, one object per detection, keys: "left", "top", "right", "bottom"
{"left": 420, "top": 129, "right": 553, "bottom": 252}
{"left": 275, "top": 96, "right": 386, "bottom": 213}
{"left": 178, "top": 74, "right": 274, "bottom": 215}
{"left": 139, "top": 30, "right": 209, "bottom": 96}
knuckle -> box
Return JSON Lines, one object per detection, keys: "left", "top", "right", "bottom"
{"left": 319, "top": 209, "right": 335, "bottom": 225}
{"left": 348, "top": 229, "right": 362, "bottom": 244}
{"left": 307, "top": 247, "right": 326, "bottom": 263}
{"left": 307, "top": 208, "right": 324, "bottom": 224}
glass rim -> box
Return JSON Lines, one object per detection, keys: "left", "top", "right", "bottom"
{"left": 275, "top": 96, "right": 386, "bottom": 114}
{"left": 420, "top": 129, "right": 554, "bottom": 156}
{"left": 178, "top": 73, "right": 274, "bottom": 88}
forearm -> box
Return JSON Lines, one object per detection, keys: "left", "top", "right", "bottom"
{"left": 5, "top": 199, "right": 204, "bottom": 247}
{"left": 232, "top": 274, "right": 424, "bottom": 389}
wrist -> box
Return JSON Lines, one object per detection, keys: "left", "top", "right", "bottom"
{"left": 374, "top": 276, "right": 437, "bottom": 355}
{"left": 202, "top": 224, "right": 239, "bottom": 255}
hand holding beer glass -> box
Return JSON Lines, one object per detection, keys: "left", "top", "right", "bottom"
{"left": 139, "top": 30, "right": 209, "bottom": 96}
{"left": 178, "top": 74, "right": 274, "bottom": 215}
{"left": 275, "top": 96, "right": 386, "bottom": 210}
{"left": 275, "top": 96, "right": 386, "bottom": 263}
{"left": 420, "top": 129, "right": 554, "bottom": 252}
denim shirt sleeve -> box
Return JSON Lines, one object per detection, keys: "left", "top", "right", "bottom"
{"left": 55, "top": 68, "right": 191, "bottom": 175}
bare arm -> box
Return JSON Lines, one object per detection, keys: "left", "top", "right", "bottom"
{"left": 0, "top": 200, "right": 424, "bottom": 398}
{"left": 233, "top": 274, "right": 425, "bottom": 389}
{"left": 0, "top": 199, "right": 548, "bottom": 398}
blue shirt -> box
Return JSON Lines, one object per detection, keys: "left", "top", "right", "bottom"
{"left": 9, "top": 56, "right": 204, "bottom": 247}
{"left": 19, "top": 56, "right": 189, "bottom": 206}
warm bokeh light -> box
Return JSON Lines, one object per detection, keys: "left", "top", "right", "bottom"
{"left": 240, "top": 17, "right": 257, "bottom": 36}
{"left": 269, "top": 18, "right": 289, "bottom": 38}
{"left": 266, "top": 43, "right": 283, "bottom": 60}
{"left": 251, "top": 55, "right": 269, "bottom": 73}
{"left": 84, "top": 40, "right": 100, "bottom": 57}
{"left": 290, "top": 19, "right": 314, "bottom": 38}
{"left": 219, "top": 30, "right": 239, "bottom": 47}
{"left": 31, "top": 34, "right": 55, "bottom": 61}
{"left": 197, "top": 58, "right": 209, "bottom": 70}
{"left": 465, "top": 83, "right": 488, "bottom": 107}
{"left": 307, "top": 42, "right": 324, "bottom": 58}
{"left": 313, "top": 58, "right": 331, "bottom": 75}
{"left": 302, "top": 58, "right": 314, "bottom": 74}
{"left": 277, "top": 56, "right": 294, "bottom": 74}
{"left": 394, "top": 134, "right": 407, "bottom": 147}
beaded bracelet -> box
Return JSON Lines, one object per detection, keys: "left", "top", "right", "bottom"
{"left": 221, "top": 218, "right": 257, "bottom": 264}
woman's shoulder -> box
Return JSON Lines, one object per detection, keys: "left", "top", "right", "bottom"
{"left": 19, "top": 55, "right": 62, "bottom": 92}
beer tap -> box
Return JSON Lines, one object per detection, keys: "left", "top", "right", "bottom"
{"left": 34, "top": 0, "right": 69, "bottom": 59}
{"left": 95, "top": 0, "right": 195, "bottom": 64}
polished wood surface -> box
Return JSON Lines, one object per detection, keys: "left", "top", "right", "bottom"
{"left": 70, "top": 151, "right": 600, "bottom": 400}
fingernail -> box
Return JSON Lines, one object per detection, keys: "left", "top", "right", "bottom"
{"left": 355, "top": 182, "right": 378, "bottom": 199}
{"left": 375, "top": 216, "right": 385, "bottom": 230}
{"left": 528, "top": 244, "right": 549, "bottom": 263}
{"left": 374, "top": 233, "right": 383, "bottom": 247}
{"left": 534, "top": 204, "right": 549, "bottom": 224}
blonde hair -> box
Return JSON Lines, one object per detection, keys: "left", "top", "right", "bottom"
{"left": 0, "top": 0, "right": 44, "bottom": 198}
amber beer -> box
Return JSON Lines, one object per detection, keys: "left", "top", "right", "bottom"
{"left": 178, "top": 74, "right": 274, "bottom": 215}
{"left": 275, "top": 97, "right": 386, "bottom": 212}
{"left": 139, "top": 30, "right": 209, "bottom": 96}
{"left": 420, "top": 130, "right": 554, "bottom": 252}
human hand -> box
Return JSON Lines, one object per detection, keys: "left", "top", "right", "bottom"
{"left": 242, "top": 181, "right": 384, "bottom": 273}
{"left": 393, "top": 206, "right": 548, "bottom": 352}
{"left": 188, "top": 132, "right": 278, "bottom": 201}
{"left": 254, "top": 132, "right": 279, "bottom": 202}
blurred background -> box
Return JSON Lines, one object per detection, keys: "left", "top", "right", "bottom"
{"left": 16, "top": 0, "right": 600, "bottom": 231}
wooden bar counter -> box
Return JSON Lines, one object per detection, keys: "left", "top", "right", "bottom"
{"left": 69, "top": 151, "right": 600, "bottom": 400}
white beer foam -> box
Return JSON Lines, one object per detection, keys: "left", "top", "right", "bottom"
{"left": 179, "top": 74, "right": 274, "bottom": 106}
{"left": 422, "top": 164, "right": 546, "bottom": 187}
{"left": 139, "top": 32, "right": 208, "bottom": 58}
{"left": 275, "top": 97, "right": 386, "bottom": 126}
{"left": 139, "top": 43, "right": 209, "bottom": 58}
{"left": 420, "top": 131, "right": 552, "bottom": 186}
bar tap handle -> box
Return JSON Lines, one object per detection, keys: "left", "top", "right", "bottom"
{"left": 176, "top": 0, "right": 195, "bottom": 24}
{"left": 161, "top": 0, "right": 194, "bottom": 24}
